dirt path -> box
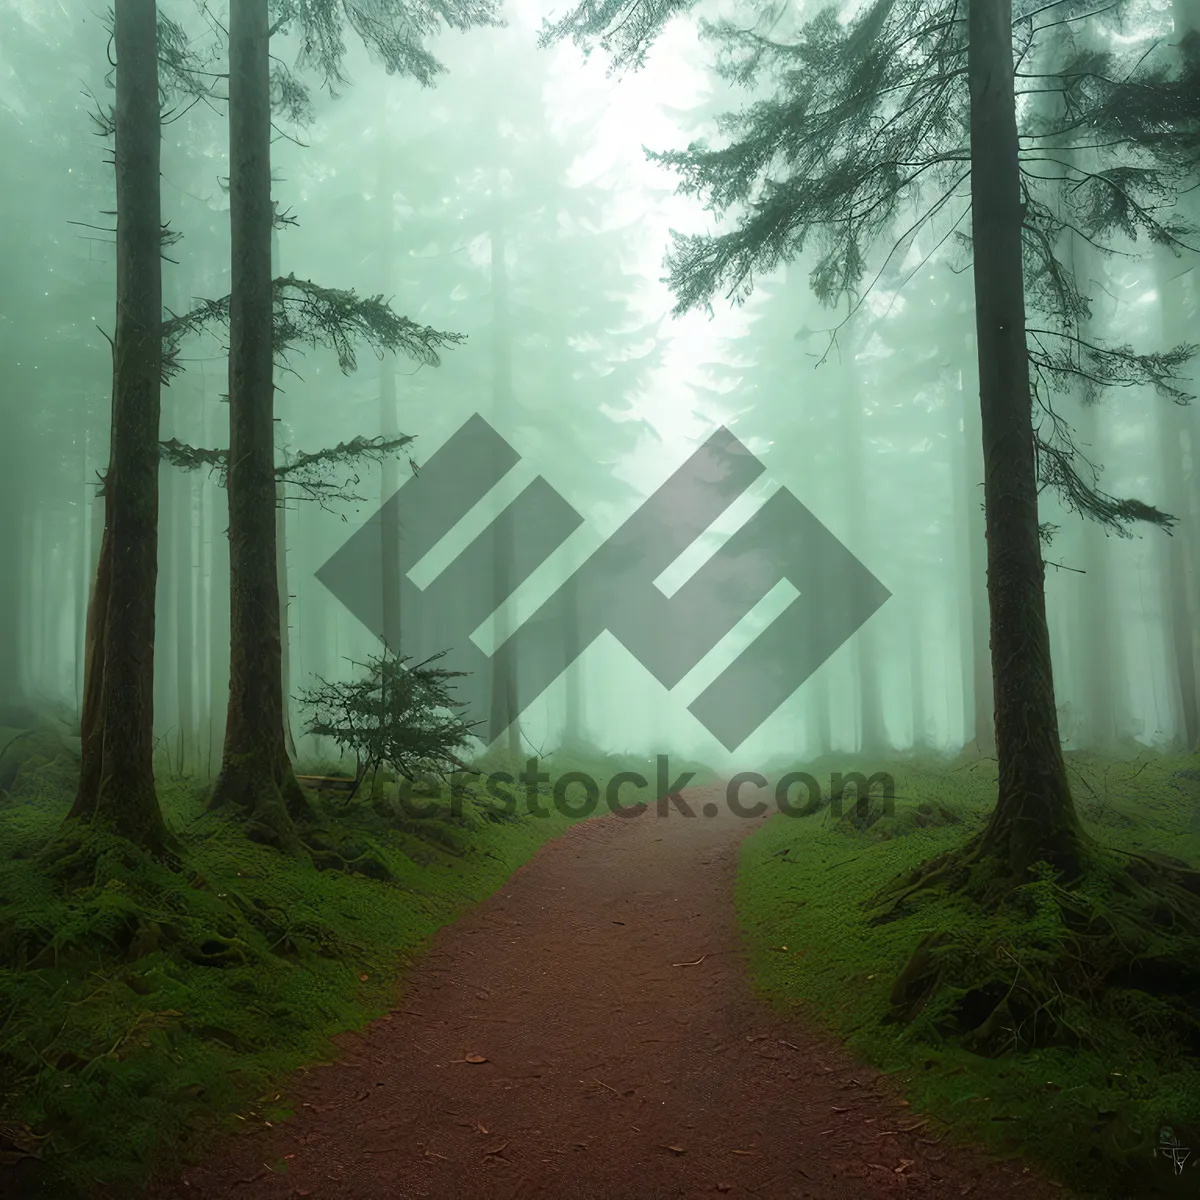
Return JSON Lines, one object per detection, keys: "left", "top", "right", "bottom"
{"left": 154, "top": 786, "right": 1059, "bottom": 1199}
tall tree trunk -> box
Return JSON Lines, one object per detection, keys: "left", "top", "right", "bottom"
{"left": 969, "top": 0, "right": 1081, "bottom": 874}
{"left": 277, "top": 471, "right": 297, "bottom": 759}
{"left": 1073, "top": 398, "right": 1120, "bottom": 748}
{"left": 841, "top": 326, "right": 887, "bottom": 753}
{"left": 949, "top": 295, "right": 995, "bottom": 758}
{"left": 0, "top": 371, "right": 26, "bottom": 725}
{"left": 174, "top": 463, "right": 195, "bottom": 775}
{"left": 269, "top": 226, "right": 298, "bottom": 761}
{"left": 73, "top": 434, "right": 92, "bottom": 718}
{"left": 155, "top": 456, "right": 178, "bottom": 769}
{"left": 379, "top": 355, "right": 402, "bottom": 652}
{"left": 377, "top": 166, "right": 403, "bottom": 656}
{"left": 204, "top": 391, "right": 230, "bottom": 776}
{"left": 68, "top": 0, "right": 167, "bottom": 850}
{"left": 1155, "top": 251, "right": 1200, "bottom": 750}
{"left": 489, "top": 217, "right": 522, "bottom": 760}
{"left": 211, "top": 0, "right": 306, "bottom": 846}
{"left": 909, "top": 591, "right": 927, "bottom": 750}
{"left": 544, "top": 246, "right": 584, "bottom": 747}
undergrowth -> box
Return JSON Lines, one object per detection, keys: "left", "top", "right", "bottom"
{"left": 0, "top": 734, "right": 680, "bottom": 1197}
{"left": 736, "top": 749, "right": 1200, "bottom": 1200}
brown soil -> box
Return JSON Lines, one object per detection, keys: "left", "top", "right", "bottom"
{"left": 152, "top": 785, "right": 1062, "bottom": 1199}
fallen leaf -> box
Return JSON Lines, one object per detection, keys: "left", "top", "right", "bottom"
{"left": 665, "top": 1145, "right": 686, "bottom": 1154}
{"left": 359, "top": 973, "right": 369, "bottom": 982}
{"left": 464, "top": 1054, "right": 488, "bottom": 1064}
{"left": 475, "top": 1124, "right": 490, "bottom": 1135}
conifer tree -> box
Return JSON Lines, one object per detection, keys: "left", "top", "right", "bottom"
{"left": 67, "top": 0, "right": 169, "bottom": 852}
{"left": 544, "top": 0, "right": 1200, "bottom": 1042}
{"left": 542, "top": 0, "right": 1193, "bottom": 878}
{"left": 205, "top": 0, "right": 500, "bottom": 845}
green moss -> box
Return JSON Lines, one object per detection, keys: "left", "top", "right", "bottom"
{"left": 0, "top": 748, "right": 660, "bottom": 1196}
{"left": 735, "top": 751, "right": 1200, "bottom": 1199}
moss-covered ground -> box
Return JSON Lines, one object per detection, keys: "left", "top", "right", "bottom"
{"left": 735, "top": 749, "right": 1200, "bottom": 1199}
{"left": 0, "top": 734, "right": 714, "bottom": 1197}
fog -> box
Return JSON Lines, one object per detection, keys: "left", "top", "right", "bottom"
{"left": 2, "top": 0, "right": 1196, "bottom": 776}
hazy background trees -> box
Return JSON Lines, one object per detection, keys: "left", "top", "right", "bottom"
{"left": 1, "top": 0, "right": 1196, "bottom": 777}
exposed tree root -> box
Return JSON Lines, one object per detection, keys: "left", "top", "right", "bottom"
{"left": 39, "top": 819, "right": 183, "bottom": 891}
{"left": 867, "top": 835, "right": 1200, "bottom": 1057}
{"left": 208, "top": 750, "right": 316, "bottom": 855}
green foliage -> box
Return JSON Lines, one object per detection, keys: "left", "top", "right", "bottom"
{"left": 161, "top": 273, "right": 464, "bottom": 384}
{"left": 736, "top": 751, "right": 1200, "bottom": 1197}
{"left": 545, "top": 0, "right": 1195, "bottom": 537}
{"left": 299, "top": 649, "right": 479, "bottom": 785}
{"left": 270, "top": 0, "right": 505, "bottom": 92}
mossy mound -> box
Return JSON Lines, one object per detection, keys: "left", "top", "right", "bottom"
{"left": 737, "top": 751, "right": 1200, "bottom": 1198}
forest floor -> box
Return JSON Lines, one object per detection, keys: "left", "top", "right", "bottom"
{"left": 147, "top": 785, "right": 1057, "bottom": 1200}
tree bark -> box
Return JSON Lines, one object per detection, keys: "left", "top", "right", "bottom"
{"left": 968, "top": 0, "right": 1082, "bottom": 875}
{"left": 210, "top": 0, "right": 306, "bottom": 846}
{"left": 68, "top": 0, "right": 167, "bottom": 851}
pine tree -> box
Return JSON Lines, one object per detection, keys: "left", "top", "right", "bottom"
{"left": 204, "top": 0, "right": 500, "bottom": 845}
{"left": 67, "top": 0, "right": 169, "bottom": 853}
{"left": 543, "top": 0, "right": 1192, "bottom": 877}
{"left": 543, "top": 0, "right": 1200, "bottom": 1047}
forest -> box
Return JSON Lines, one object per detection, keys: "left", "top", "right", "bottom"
{"left": 0, "top": 0, "right": 1198, "bottom": 1196}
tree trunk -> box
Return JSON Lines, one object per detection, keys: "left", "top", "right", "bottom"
{"left": 380, "top": 355, "right": 402, "bottom": 652}
{"left": 909, "top": 592, "right": 927, "bottom": 750}
{"left": 562, "top": 570, "right": 584, "bottom": 746}
{"left": 1073, "top": 399, "right": 1120, "bottom": 748}
{"left": 204, "top": 398, "right": 230, "bottom": 776}
{"left": 0, "top": 369, "right": 25, "bottom": 725}
{"left": 155, "top": 455, "right": 178, "bottom": 770}
{"left": 968, "top": 0, "right": 1081, "bottom": 876}
{"left": 964, "top": 381, "right": 995, "bottom": 754}
{"left": 174, "top": 463, "right": 195, "bottom": 775}
{"left": 210, "top": 0, "right": 306, "bottom": 846}
{"left": 1155, "top": 250, "right": 1200, "bottom": 750}
{"left": 68, "top": 0, "right": 167, "bottom": 850}
{"left": 489, "top": 217, "right": 522, "bottom": 760}
{"left": 74, "top": 434, "right": 91, "bottom": 718}
{"left": 949, "top": 294, "right": 995, "bottom": 758}
{"left": 277, "top": 472, "right": 298, "bottom": 759}
{"left": 377, "top": 167, "right": 403, "bottom": 655}
{"left": 841, "top": 326, "right": 887, "bottom": 753}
